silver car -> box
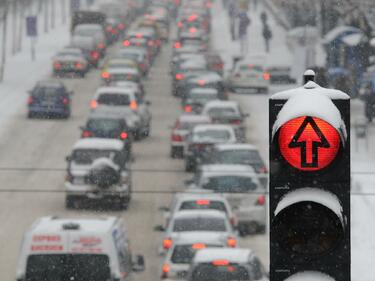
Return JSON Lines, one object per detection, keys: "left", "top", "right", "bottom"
{"left": 187, "top": 164, "right": 267, "bottom": 235}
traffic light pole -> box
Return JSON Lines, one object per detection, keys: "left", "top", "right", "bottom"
{"left": 269, "top": 73, "right": 350, "bottom": 281}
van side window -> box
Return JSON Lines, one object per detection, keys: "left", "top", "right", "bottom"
{"left": 249, "top": 257, "right": 264, "bottom": 280}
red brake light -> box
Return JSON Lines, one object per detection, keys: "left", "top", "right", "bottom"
{"left": 130, "top": 100, "right": 138, "bottom": 110}
{"left": 175, "top": 73, "right": 184, "bottom": 80}
{"left": 136, "top": 33, "right": 143, "bottom": 38}
{"left": 27, "top": 96, "right": 34, "bottom": 105}
{"left": 192, "top": 243, "right": 206, "bottom": 249}
{"left": 172, "top": 134, "right": 183, "bottom": 142}
{"left": 75, "top": 62, "right": 83, "bottom": 69}
{"left": 101, "top": 72, "right": 110, "bottom": 79}
{"left": 120, "top": 132, "right": 128, "bottom": 140}
{"left": 259, "top": 166, "right": 268, "bottom": 173}
{"left": 177, "top": 21, "right": 183, "bottom": 28}
{"left": 189, "top": 27, "right": 197, "bottom": 33}
{"left": 90, "top": 51, "right": 99, "bottom": 59}
{"left": 263, "top": 72, "right": 270, "bottom": 81}
{"left": 62, "top": 97, "right": 69, "bottom": 105}
{"left": 90, "top": 100, "right": 98, "bottom": 109}
{"left": 198, "top": 79, "right": 205, "bottom": 86}
{"left": 214, "top": 63, "right": 224, "bottom": 69}
{"left": 161, "top": 263, "right": 170, "bottom": 278}
{"left": 227, "top": 237, "right": 237, "bottom": 248}
{"left": 206, "top": 1, "right": 213, "bottom": 8}
{"left": 82, "top": 131, "right": 92, "bottom": 138}
{"left": 53, "top": 62, "right": 61, "bottom": 69}
{"left": 148, "top": 40, "right": 154, "bottom": 46}
{"left": 184, "top": 105, "right": 192, "bottom": 113}
{"left": 174, "top": 42, "right": 181, "bottom": 49}
{"left": 196, "top": 199, "right": 210, "bottom": 205}
{"left": 163, "top": 238, "right": 172, "bottom": 249}
{"left": 97, "top": 43, "right": 105, "bottom": 49}
{"left": 212, "top": 259, "right": 230, "bottom": 266}
{"left": 123, "top": 40, "right": 130, "bottom": 46}
{"left": 231, "top": 120, "right": 241, "bottom": 125}
{"left": 188, "top": 14, "right": 198, "bottom": 22}
{"left": 118, "top": 23, "right": 125, "bottom": 30}
{"left": 257, "top": 195, "right": 265, "bottom": 205}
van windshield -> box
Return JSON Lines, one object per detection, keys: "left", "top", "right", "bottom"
{"left": 191, "top": 264, "right": 250, "bottom": 281}
{"left": 25, "top": 254, "right": 110, "bottom": 281}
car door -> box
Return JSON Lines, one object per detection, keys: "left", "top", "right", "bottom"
{"left": 135, "top": 92, "right": 151, "bottom": 128}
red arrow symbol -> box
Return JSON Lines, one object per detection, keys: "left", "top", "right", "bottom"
{"left": 288, "top": 117, "right": 330, "bottom": 168}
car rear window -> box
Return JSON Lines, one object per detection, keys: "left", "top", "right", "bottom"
{"left": 191, "top": 264, "right": 250, "bottom": 281}
{"left": 194, "top": 130, "right": 231, "bottom": 142}
{"left": 180, "top": 200, "right": 227, "bottom": 212}
{"left": 32, "top": 87, "right": 63, "bottom": 99}
{"left": 239, "top": 65, "right": 263, "bottom": 72}
{"left": 87, "top": 118, "right": 122, "bottom": 131}
{"left": 73, "top": 149, "right": 117, "bottom": 165}
{"left": 97, "top": 94, "right": 131, "bottom": 106}
{"left": 171, "top": 244, "right": 222, "bottom": 264}
{"left": 217, "top": 150, "right": 263, "bottom": 165}
{"left": 202, "top": 176, "right": 258, "bottom": 193}
{"left": 173, "top": 217, "right": 226, "bottom": 232}
{"left": 208, "top": 107, "right": 238, "bottom": 117}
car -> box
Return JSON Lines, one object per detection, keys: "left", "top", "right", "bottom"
{"left": 182, "top": 88, "right": 219, "bottom": 114}
{"left": 184, "top": 124, "right": 237, "bottom": 172}
{"left": 201, "top": 100, "right": 248, "bottom": 142}
{"left": 187, "top": 164, "right": 266, "bottom": 235}
{"left": 173, "top": 62, "right": 208, "bottom": 96}
{"left": 206, "top": 52, "right": 224, "bottom": 76}
{"left": 115, "top": 47, "right": 150, "bottom": 75}
{"left": 101, "top": 58, "right": 141, "bottom": 80}
{"left": 90, "top": 87, "right": 152, "bottom": 139}
{"left": 170, "top": 114, "right": 211, "bottom": 158}
{"left": 70, "top": 35, "right": 100, "bottom": 67}
{"left": 16, "top": 216, "right": 145, "bottom": 281}
{"left": 102, "top": 67, "right": 142, "bottom": 84}
{"left": 159, "top": 193, "right": 236, "bottom": 229}
{"left": 201, "top": 143, "right": 267, "bottom": 187}
{"left": 155, "top": 210, "right": 238, "bottom": 254}
{"left": 72, "top": 24, "right": 107, "bottom": 56}
{"left": 266, "top": 66, "right": 296, "bottom": 84}
{"left": 227, "top": 57, "right": 270, "bottom": 94}
{"left": 65, "top": 138, "right": 132, "bottom": 209}
{"left": 122, "top": 37, "right": 155, "bottom": 61}
{"left": 110, "top": 80, "right": 146, "bottom": 99}
{"left": 80, "top": 111, "right": 132, "bottom": 155}
{"left": 188, "top": 248, "right": 268, "bottom": 281}
{"left": 52, "top": 48, "right": 89, "bottom": 77}
{"left": 27, "top": 80, "right": 72, "bottom": 119}
{"left": 160, "top": 232, "right": 227, "bottom": 280}
{"left": 179, "top": 72, "right": 229, "bottom": 100}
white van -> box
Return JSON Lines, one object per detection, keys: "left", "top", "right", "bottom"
{"left": 16, "top": 216, "right": 145, "bottom": 281}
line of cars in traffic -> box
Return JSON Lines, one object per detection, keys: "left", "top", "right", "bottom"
{"left": 17, "top": 1, "right": 181, "bottom": 280}
{"left": 154, "top": 1, "right": 269, "bottom": 281}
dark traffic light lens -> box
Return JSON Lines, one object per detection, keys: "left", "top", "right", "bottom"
{"left": 272, "top": 201, "right": 344, "bottom": 255}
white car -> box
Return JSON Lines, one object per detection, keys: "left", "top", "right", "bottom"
{"left": 188, "top": 248, "right": 269, "bottom": 281}
{"left": 16, "top": 216, "right": 145, "bottom": 281}
{"left": 228, "top": 57, "right": 270, "bottom": 94}
{"left": 188, "top": 164, "right": 267, "bottom": 235}
{"left": 201, "top": 100, "right": 248, "bottom": 142}
{"left": 65, "top": 138, "right": 132, "bottom": 209}
{"left": 103, "top": 67, "right": 142, "bottom": 84}
{"left": 155, "top": 210, "right": 238, "bottom": 254}
{"left": 72, "top": 24, "right": 107, "bottom": 55}
{"left": 160, "top": 232, "right": 227, "bottom": 280}
{"left": 159, "top": 193, "right": 237, "bottom": 229}
{"left": 91, "top": 86, "right": 152, "bottom": 139}
{"left": 184, "top": 124, "right": 237, "bottom": 172}
{"left": 170, "top": 114, "right": 211, "bottom": 158}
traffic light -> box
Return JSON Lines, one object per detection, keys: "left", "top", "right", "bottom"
{"left": 269, "top": 77, "right": 350, "bottom": 281}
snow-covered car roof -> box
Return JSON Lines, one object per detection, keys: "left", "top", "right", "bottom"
{"left": 172, "top": 209, "right": 227, "bottom": 220}
{"left": 118, "top": 47, "right": 147, "bottom": 55}
{"left": 200, "top": 164, "right": 257, "bottom": 177}
{"left": 36, "top": 80, "right": 65, "bottom": 88}
{"left": 58, "top": 48, "right": 83, "bottom": 55}
{"left": 74, "top": 23, "right": 103, "bottom": 31}
{"left": 193, "top": 248, "right": 253, "bottom": 264}
{"left": 171, "top": 231, "right": 228, "bottom": 245}
{"left": 179, "top": 114, "right": 211, "bottom": 123}
{"left": 73, "top": 138, "right": 124, "bottom": 151}
{"left": 192, "top": 124, "right": 235, "bottom": 134}
{"left": 94, "top": 86, "right": 135, "bottom": 98}
{"left": 107, "top": 67, "right": 139, "bottom": 75}
{"left": 203, "top": 100, "right": 239, "bottom": 110}
{"left": 29, "top": 216, "right": 118, "bottom": 234}
{"left": 213, "top": 143, "right": 258, "bottom": 151}
{"left": 188, "top": 73, "right": 223, "bottom": 85}
{"left": 110, "top": 81, "right": 140, "bottom": 90}
{"left": 189, "top": 88, "right": 218, "bottom": 95}
{"left": 180, "top": 60, "right": 207, "bottom": 70}
{"left": 173, "top": 192, "right": 227, "bottom": 202}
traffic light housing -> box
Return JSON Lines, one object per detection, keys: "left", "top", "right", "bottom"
{"left": 269, "top": 81, "right": 350, "bottom": 281}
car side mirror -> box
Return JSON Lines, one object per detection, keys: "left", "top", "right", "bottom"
{"left": 65, "top": 155, "right": 72, "bottom": 162}
{"left": 154, "top": 225, "right": 165, "bottom": 232}
{"left": 145, "top": 100, "right": 152, "bottom": 106}
{"left": 132, "top": 255, "right": 145, "bottom": 272}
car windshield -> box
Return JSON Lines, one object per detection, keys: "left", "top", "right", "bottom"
{"left": 202, "top": 176, "right": 258, "bottom": 193}
{"left": 32, "top": 87, "right": 63, "bottom": 98}
{"left": 191, "top": 264, "right": 250, "bottom": 281}
{"left": 73, "top": 149, "right": 117, "bottom": 165}
{"left": 216, "top": 150, "right": 262, "bottom": 165}
{"left": 173, "top": 217, "right": 226, "bottom": 232}
{"left": 180, "top": 200, "right": 227, "bottom": 212}
{"left": 97, "top": 94, "right": 131, "bottom": 106}
{"left": 25, "top": 254, "right": 110, "bottom": 281}
{"left": 194, "top": 129, "right": 230, "bottom": 142}
{"left": 171, "top": 244, "right": 222, "bottom": 264}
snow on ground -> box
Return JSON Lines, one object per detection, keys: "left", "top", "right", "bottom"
{"left": 212, "top": 1, "right": 375, "bottom": 280}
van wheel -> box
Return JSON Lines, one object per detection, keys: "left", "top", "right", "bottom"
{"left": 66, "top": 196, "right": 78, "bottom": 209}
{"left": 28, "top": 112, "right": 34, "bottom": 119}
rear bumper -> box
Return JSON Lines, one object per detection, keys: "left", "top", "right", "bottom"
{"left": 29, "top": 106, "right": 69, "bottom": 114}
{"left": 65, "top": 182, "right": 130, "bottom": 197}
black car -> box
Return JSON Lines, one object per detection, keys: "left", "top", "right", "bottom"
{"left": 27, "top": 80, "right": 72, "bottom": 119}
{"left": 181, "top": 87, "right": 219, "bottom": 114}
{"left": 80, "top": 112, "right": 132, "bottom": 156}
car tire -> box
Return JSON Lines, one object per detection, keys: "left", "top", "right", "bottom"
{"left": 65, "top": 196, "right": 78, "bottom": 209}
{"left": 368, "top": 115, "right": 373, "bottom": 123}
{"left": 185, "top": 159, "right": 195, "bottom": 172}
{"left": 27, "top": 112, "right": 34, "bottom": 119}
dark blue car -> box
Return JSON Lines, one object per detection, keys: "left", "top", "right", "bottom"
{"left": 27, "top": 80, "right": 72, "bottom": 119}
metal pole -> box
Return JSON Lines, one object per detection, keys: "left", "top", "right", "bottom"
{"left": 0, "top": 2, "right": 8, "bottom": 82}
{"left": 44, "top": 0, "right": 48, "bottom": 33}
{"left": 61, "top": 0, "right": 66, "bottom": 24}
{"left": 17, "top": 0, "right": 24, "bottom": 52}
{"left": 51, "top": 0, "right": 55, "bottom": 29}
{"left": 12, "top": 0, "right": 17, "bottom": 55}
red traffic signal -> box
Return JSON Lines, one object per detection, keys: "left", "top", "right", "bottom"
{"left": 278, "top": 116, "right": 341, "bottom": 171}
